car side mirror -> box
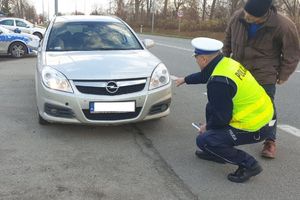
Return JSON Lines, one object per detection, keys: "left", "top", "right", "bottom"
{"left": 143, "top": 39, "right": 155, "bottom": 49}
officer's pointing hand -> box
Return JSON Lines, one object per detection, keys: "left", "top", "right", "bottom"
{"left": 199, "top": 124, "right": 206, "bottom": 134}
{"left": 175, "top": 77, "right": 185, "bottom": 87}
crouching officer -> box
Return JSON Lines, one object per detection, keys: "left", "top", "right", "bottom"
{"left": 175, "top": 37, "right": 275, "bottom": 183}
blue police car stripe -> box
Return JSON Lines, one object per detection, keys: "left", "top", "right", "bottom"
{"left": 1, "top": 35, "right": 30, "bottom": 43}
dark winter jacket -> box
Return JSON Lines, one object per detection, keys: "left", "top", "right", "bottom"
{"left": 223, "top": 9, "right": 300, "bottom": 84}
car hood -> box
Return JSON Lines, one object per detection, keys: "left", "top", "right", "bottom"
{"left": 44, "top": 50, "right": 161, "bottom": 80}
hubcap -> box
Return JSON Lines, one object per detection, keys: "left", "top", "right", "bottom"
{"left": 11, "top": 44, "right": 25, "bottom": 57}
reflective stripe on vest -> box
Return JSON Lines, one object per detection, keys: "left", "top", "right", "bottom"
{"left": 211, "top": 57, "right": 274, "bottom": 132}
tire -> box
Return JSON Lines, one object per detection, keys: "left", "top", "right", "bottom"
{"left": 33, "top": 32, "right": 43, "bottom": 39}
{"left": 38, "top": 113, "right": 49, "bottom": 125}
{"left": 9, "top": 42, "right": 27, "bottom": 58}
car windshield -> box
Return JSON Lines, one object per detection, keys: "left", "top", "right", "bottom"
{"left": 46, "top": 21, "right": 143, "bottom": 51}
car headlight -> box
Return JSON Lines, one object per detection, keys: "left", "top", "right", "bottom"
{"left": 41, "top": 66, "right": 73, "bottom": 93}
{"left": 149, "top": 63, "right": 170, "bottom": 90}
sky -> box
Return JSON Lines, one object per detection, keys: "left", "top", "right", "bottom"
{"left": 32, "top": 0, "right": 110, "bottom": 17}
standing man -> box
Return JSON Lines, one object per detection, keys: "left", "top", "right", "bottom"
{"left": 175, "top": 37, "right": 275, "bottom": 183}
{"left": 223, "top": 0, "right": 300, "bottom": 158}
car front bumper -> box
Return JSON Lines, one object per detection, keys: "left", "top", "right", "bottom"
{"left": 36, "top": 75, "right": 172, "bottom": 125}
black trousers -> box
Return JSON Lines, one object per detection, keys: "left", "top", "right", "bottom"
{"left": 262, "top": 84, "right": 277, "bottom": 141}
{"left": 196, "top": 124, "right": 273, "bottom": 168}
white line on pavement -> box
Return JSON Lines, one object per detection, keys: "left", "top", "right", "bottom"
{"left": 203, "top": 92, "right": 207, "bottom": 96}
{"left": 278, "top": 124, "right": 300, "bottom": 137}
{"left": 156, "top": 42, "right": 193, "bottom": 52}
{"left": 295, "top": 70, "right": 300, "bottom": 73}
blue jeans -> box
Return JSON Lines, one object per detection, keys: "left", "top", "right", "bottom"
{"left": 262, "top": 84, "right": 277, "bottom": 141}
{"left": 196, "top": 124, "right": 273, "bottom": 168}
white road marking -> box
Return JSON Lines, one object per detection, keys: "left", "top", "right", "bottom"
{"left": 156, "top": 42, "right": 193, "bottom": 52}
{"left": 203, "top": 92, "right": 207, "bottom": 96}
{"left": 278, "top": 124, "right": 300, "bottom": 137}
{"left": 295, "top": 70, "right": 300, "bottom": 73}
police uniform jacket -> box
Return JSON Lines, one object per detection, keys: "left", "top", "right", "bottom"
{"left": 184, "top": 54, "right": 237, "bottom": 130}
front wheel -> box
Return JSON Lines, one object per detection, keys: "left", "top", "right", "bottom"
{"left": 38, "top": 113, "right": 49, "bottom": 125}
{"left": 9, "top": 42, "right": 27, "bottom": 58}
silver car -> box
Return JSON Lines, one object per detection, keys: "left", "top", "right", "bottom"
{"left": 35, "top": 15, "right": 172, "bottom": 125}
{"left": 0, "top": 26, "right": 40, "bottom": 57}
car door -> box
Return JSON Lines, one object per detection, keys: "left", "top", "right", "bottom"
{"left": 0, "top": 29, "right": 9, "bottom": 54}
{"left": 15, "top": 19, "right": 31, "bottom": 34}
{"left": 0, "top": 19, "right": 15, "bottom": 32}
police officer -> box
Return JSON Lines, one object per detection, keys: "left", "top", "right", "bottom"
{"left": 175, "top": 37, "right": 275, "bottom": 183}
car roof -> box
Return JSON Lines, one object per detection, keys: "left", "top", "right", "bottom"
{"left": 0, "top": 17, "right": 23, "bottom": 20}
{"left": 54, "top": 15, "right": 122, "bottom": 23}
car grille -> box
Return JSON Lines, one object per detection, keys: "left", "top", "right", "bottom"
{"left": 73, "top": 78, "right": 147, "bottom": 96}
{"left": 82, "top": 107, "right": 142, "bottom": 121}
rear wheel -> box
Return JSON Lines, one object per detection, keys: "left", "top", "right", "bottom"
{"left": 9, "top": 42, "right": 27, "bottom": 58}
{"left": 33, "top": 32, "right": 43, "bottom": 39}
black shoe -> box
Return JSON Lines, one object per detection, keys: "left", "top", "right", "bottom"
{"left": 195, "top": 150, "right": 226, "bottom": 164}
{"left": 227, "top": 162, "right": 263, "bottom": 183}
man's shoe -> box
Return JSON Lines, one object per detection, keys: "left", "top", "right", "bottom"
{"left": 227, "top": 162, "right": 263, "bottom": 183}
{"left": 195, "top": 150, "right": 226, "bottom": 164}
{"left": 261, "top": 140, "right": 276, "bottom": 158}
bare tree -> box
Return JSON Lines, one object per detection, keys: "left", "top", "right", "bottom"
{"left": 134, "top": 0, "right": 143, "bottom": 20}
{"left": 209, "top": 0, "right": 217, "bottom": 20}
{"left": 281, "top": 0, "right": 300, "bottom": 27}
{"left": 90, "top": 4, "right": 106, "bottom": 15}
{"left": 282, "top": 0, "right": 300, "bottom": 18}
{"left": 184, "top": 0, "right": 199, "bottom": 21}
{"left": 174, "top": 0, "right": 184, "bottom": 13}
{"left": 116, "top": 0, "right": 125, "bottom": 18}
{"left": 24, "top": 5, "right": 36, "bottom": 22}
{"left": 0, "top": 0, "right": 11, "bottom": 14}
{"left": 145, "top": 0, "right": 151, "bottom": 17}
{"left": 201, "top": 0, "right": 207, "bottom": 21}
{"left": 163, "top": 0, "right": 168, "bottom": 16}
{"left": 229, "top": 0, "right": 243, "bottom": 15}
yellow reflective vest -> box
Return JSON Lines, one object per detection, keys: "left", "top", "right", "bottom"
{"left": 211, "top": 57, "right": 274, "bottom": 132}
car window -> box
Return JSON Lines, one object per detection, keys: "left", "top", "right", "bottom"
{"left": 16, "top": 20, "right": 28, "bottom": 27}
{"left": 0, "top": 19, "right": 14, "bottom": 26}
{"left": 46, "top": 21, "right": 143, "bottom": 51}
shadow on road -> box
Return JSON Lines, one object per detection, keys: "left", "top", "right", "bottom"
{"left": 0, "top": 55, "right": 36, "bottom": 62}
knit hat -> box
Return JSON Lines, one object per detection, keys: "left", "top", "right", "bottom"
{"left": 244, "top": 0, "right": 272, "bottom": 17}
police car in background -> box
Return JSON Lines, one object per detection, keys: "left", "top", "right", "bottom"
{"left": 0, "top": 17, "right": 45, "bottom": 39}
{"left": 0, "top": 26, "right": 40, "bottom": 58}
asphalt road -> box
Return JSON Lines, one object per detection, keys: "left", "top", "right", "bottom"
{"left": 0, "top": 35, "right": 299, "bottom": 200}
